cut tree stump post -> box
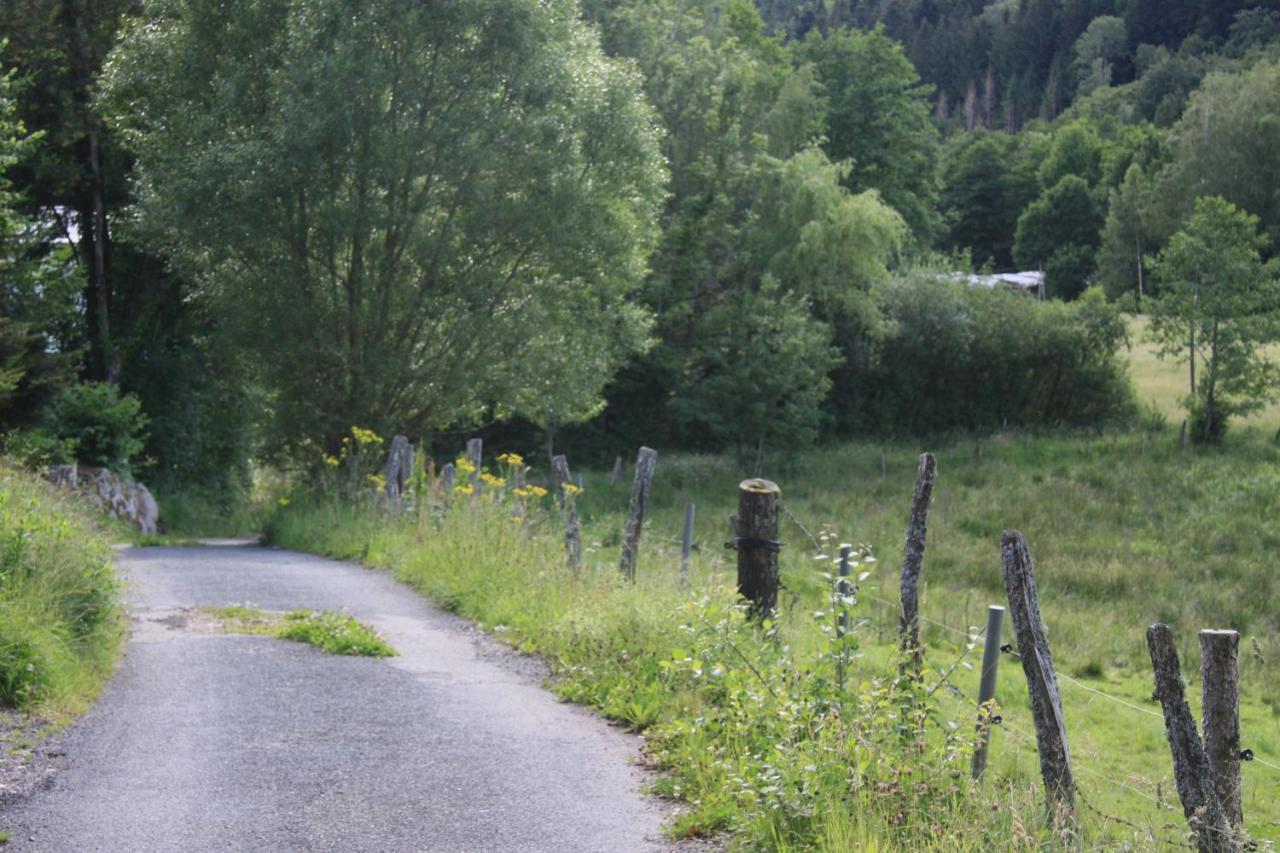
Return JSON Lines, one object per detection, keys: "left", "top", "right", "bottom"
{"left": 680, "top": 502, "right": 696, "bottom": 581}
{"left": 551, "top": 455, "right": 582, "bottom": 571}
{"left": 1200, "top": 630, "right": 1243, "bottom": 829}
{"left": 466, "top": 438, "right": 483, "bottom": 493}
{"left": 971, "top": 604, "right": 1006, "bottom": 780}
{"left": 1000, "top": 531, "right": 1076, "bottom": 825}
{"left": 384, "top": 435, "right": 414, "bottom": 513}
{"left": 619, "top": 447, "right": 657, "bottom": 580}
{"left": 734, "top": 478, "right": 780, "bottom": 621}
{"left": 899, "top": 452, "right": 938, "bottom": 669}
{"left": 1147, "top": 623, "right": 1234, "bottom": 853}
{"left": 441, "top": 463, "right": 456, "bottom": 496}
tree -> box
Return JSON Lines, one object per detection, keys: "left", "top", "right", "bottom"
{"left": 1096, "top": 163, "right": 1159, "bottom": 304}
{"left": 1071, "top": 16, "right": 1127, "bottom": 98}
{"left": 799, "top": 25, "right": 941, "bottom": 241}
{"left": 105, "top": 0, "right": 666, "bottom": 456}
{"left": 1149, "top": 197, "right": 1280, "bottom": 442}
{"left": 1013, "top": 175, "right": 1104, "bottom": 298}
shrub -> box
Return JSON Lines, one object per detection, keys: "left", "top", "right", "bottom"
{"left": 48, "top": 382, "right": 148, "bottom": 471}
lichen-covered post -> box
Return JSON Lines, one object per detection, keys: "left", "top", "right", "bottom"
{"left": 384, "top": 434, "right": 414, "bottom": 513}
{"left": 900, "top": 452, "right": 937, "bottom": 668}
{"left": 619, "top": 447, "right": 657, "bottom": 580}
{"left": 441, "top": 463, "right": 456, "bottom": 496}
{"left": 1001, "top": 531, "right": 1075, "bottom": 825}
{"left": 466, "top": 438, "right": 483, "bottom": 494}
{"left": 1200, "top": 629, "right": 1243, "bottom": 829}
{"left": 735, "top": 478, "right": 780, "bottom": 621}
{"left": 1147, "top": 623, "right": 1234, "bottom": 853}
{"left": 551, "top": 455, "right": 582, "bottom": 572}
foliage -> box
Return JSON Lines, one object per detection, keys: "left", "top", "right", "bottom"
{"left": 1013, "top": 175, "right": 1103, "bottom": 298}
{"left": 0, "top": 461, "right": 122, "bottom": 709}
{"left": 849, "top": 272, "right": 1134, "bottom": 434}
{"left": 1148, "top": 196, "right": 1280, "bottom": 442}
{"left": 46, "top": 381, "right": 147, "bottom": 469}
{"left": 105, "top": 0, "right": 666, "bottom": 456}
{"left": 940, "top": 131, "right": 1040, "bottom": 270}
{"left": 204, "top": 605, "right": 396, "bottom": 657}
{"left": 797, "top": 25, "right": 941, "bottom": 240}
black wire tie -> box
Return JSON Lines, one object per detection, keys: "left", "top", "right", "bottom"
{"left": 1240, "top": 748, "right": 1254, "bottom": 762}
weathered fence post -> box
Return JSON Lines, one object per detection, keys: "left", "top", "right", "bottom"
{"left": 1147, "top": 623, "right": 1234, "bottom": 852}
{"left": 680, "top": 501, "right": 696, "bottom": 581}
{"left": 1000, "top": 531, "right": 1076, "bottom": 825}
{"left": 1200, "top": 629, "right": 1243, "bottom": 829}
{"left": 551, "top": 455, "right": 582, "bottom": 572}
{"left": 619, "top": 447, "right": 657, "bottom": 580}
{"left": 441, "top": 462, "right": 456, "bottom": 495}
{"left": 734, "top": 478, "right": 780, "bottom": 621}
{"left": 466, "top": 438, "right": 483, "bottom": 493}
{"left": 900, "top": 452, "right": 938, "bottom": 669}
{"left": 384, "top": 435, "right": 414, "bottom": 513}
{"left": 551, "top": 453, "right": 570, "bottom": 508}
{"left": 971, "top": 604, "right": 1006, "bottom": 780}
{"left": 610, "top": 455, "right": 624, "bottom": 485}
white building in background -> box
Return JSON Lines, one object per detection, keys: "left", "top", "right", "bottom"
{"left": 953, "top": 270, "right": 1046, "bottom": 299}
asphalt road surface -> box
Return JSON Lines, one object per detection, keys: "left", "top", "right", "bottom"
{"left": 1, "top": 545, "right": 676, "bottom": 852}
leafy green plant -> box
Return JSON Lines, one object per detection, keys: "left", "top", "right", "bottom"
{"left": 47, "top": 382, "right": 147, "bottom": 470}
{"left": 203, "top": 605, "right": 395, "bottom": 657}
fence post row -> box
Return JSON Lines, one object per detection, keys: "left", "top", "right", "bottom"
{"left": 551, "top": 454, "right": 583, "bottom": 573}
{"left": 971, "top": 604, "right": 1006, "bottom": 780}
{"left": 1000, "top": 530, "right": 1076, "bottom": 826}
{"left": 899, "top": 451, "right": 938, "bottom": 671}
{"left": 1200, "top": 629, "right": 1243, "bottom": 830}
{"left": 734, "top": 478, "right": 781, "bottom": 621}
{"left": 619, "top": 447, "right": 657, "bottom": 580}
{"left": 1146, "top": 623, "right": 1235, "bottom": 853}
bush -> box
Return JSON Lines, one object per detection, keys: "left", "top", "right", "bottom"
{"left": 0, "top": 461, "right": 123, "bottom": 709}
{"left": 48, "top": 382, "right": 148, "bottom": 471}
{"left": 845, "top": 273, "right": 1135, "bottom": 434}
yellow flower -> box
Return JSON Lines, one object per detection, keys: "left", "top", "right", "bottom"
{"left": 563, "top": 483, "right": 583, "bottom": 496}
{"left": 498, "top": 452, "right": 524, "bottom": 466}
{"left": 511, "top": 516, "right": 524, "bottom": 525}
{"left": 527, "top": 485, "right": 548, "bottom": 498}
{"left": 367, "top": 473, "right": 387, "bottom": 490}
{"left": 512, "top": 487, "right": 529, "bottom": 498}
{"left": 455, "top": 456, "right": 477, "bottom": 475}
{"left": 323, "top": 455, "right": 340, "bottom": 467}
{"left": 351, "top": 426, "right": 383, "bottom": 445}
{"left": 454, "top": 484, "right": 475, "bottom": 496}
{"left": 277, "top": 497, "right": 290, "bottom": 507}
{"left": 480, "top": 472, "right": 506, "bottom": 487}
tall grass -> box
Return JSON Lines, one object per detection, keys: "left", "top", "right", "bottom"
{"left": 268, "top": 432, "right": 1280, "bottom": 848}
{"left": 0, "top": 462, "right": 124, "bottom": 713}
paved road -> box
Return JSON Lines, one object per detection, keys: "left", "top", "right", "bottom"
{"left": 2, "top": 546, "right": 674, "bottom": 852}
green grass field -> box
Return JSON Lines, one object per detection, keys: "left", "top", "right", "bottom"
{"left": 1126, "top": 314, "right": 1280, "bottom": 434}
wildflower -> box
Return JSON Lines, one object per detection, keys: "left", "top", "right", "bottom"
{"left": 367, "top": 474, "right": 387, "bottom": 490}
{"left": 563, "top": 483, "right": 582, "bottom": 496}
{"left": 454, "top": 484, "right": 475, "bottom": 496}
{"left": 513, "top": 487, "right": 529, "bottom": 498}
{"left": 497, "top": 452, "right": 524, "bottom": 466}
{"left": 455, "top": 456, "right": 477, "bottom": 475}
{"left": 527, "top": 485, "right": 548, "bottom": 497}
{"left": 351, "top": 426, "right": 383, "bottom": 445}
{"left": 323, "top": 455, "right": 340, "bottom": 467}
{"left": 277, "top": 497, "right": 290, "bottom": 507}
{"left": 480, "top": 472, "right": 506, "bottom": 487}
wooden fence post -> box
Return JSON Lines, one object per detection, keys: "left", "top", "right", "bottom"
{"left": 1000, "top": 531, "right": 1076, "bottom": 824}
{"left": 734, "top": 478, "right": 780, "bottom": 620}
{"left": 680, "top": 501, "right": 696, "bottom": 581}
{"left": 551, "top": 455, "right": 582, "bottom": 572}
{"left": 610, "top": 455, "right": 624, "bottom": 485}
{"left": 384, "top": 435, "right": 413, "bottom": 513}
{"left": 441, "top": 463, "right": 456, "bottom": 495}
{"left": 971, "top": 604, "right": 1006, "bottom": 780}
{"left": 466, "top": 438, "right": 483, "bottom": 493}
{"left": 1200, "top": 630, "right": 1243, "bottom": 829}
{"left": 1147, "top": 623, "right": 1234, "bottom": 853}
{"left": 900, "top": 452, "right": 938, "bottom": 668}
{"left": 619, "top": 447, "right": 657, "bottom": 580}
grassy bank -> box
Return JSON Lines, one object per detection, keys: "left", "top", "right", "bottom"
{"left": 0, "top": 463, "right": 124, "bottom": 715}
{"left": 268, "top": 431, "right": 1280, "bottom": 849}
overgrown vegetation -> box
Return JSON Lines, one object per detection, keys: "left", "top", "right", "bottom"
{"left": 202, "top": 605, "right": 395, "bottom": 657}
{"left": 268, "top": 435, "right": 1280, "bottom": 848}
{"left": 0, "top": 463, "right": 122, "bottom": 711}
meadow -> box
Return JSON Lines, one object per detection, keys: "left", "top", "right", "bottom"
{"left": 269, "top": 424, "right": 1280, "bottom": 849}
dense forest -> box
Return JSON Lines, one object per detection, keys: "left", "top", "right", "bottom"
{"left": 2, "top": 0, "right": 1279, "bottom": 506}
